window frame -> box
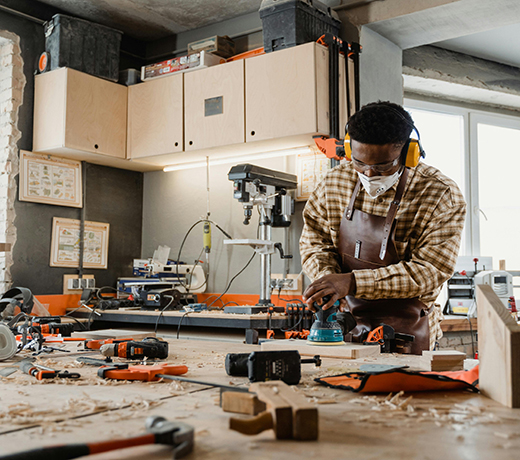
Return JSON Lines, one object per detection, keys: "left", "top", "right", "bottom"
{"left": 404, "top": 98, "right": 520, "bottom": 258}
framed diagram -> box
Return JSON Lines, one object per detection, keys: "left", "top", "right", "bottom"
{"left": 19, "top": 151, "right": 82, "bottom": 208}
{"left": 296, "top": 151, "right": 331, "bottom": 201}
{"left": 50, "top": 217, "right": 110, "bottom": 269}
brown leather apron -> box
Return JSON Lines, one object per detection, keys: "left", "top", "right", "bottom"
{"left": 338, "top": 168, "right": 430, "bottom": 354}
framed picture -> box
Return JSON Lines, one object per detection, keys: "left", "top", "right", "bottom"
{"left": 296, "top": 151, "right": 331, "bottom": 201}
{"left": 50, "top": 217, "right": 110, "bottom": 269}
{"left": 19, "top": 151, "right": 82, "bottom": 208}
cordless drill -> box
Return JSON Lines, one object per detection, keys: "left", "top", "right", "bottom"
{"left": 100, "top": 337, "right": 169, "bottom": 360}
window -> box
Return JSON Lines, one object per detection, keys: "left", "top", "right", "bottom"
{"left": 406, "top": 99, "right": 520, "bottom": 298}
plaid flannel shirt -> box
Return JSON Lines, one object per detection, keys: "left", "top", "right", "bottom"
{"left": 300, "top": 161, "right": 466, "bottom": 308}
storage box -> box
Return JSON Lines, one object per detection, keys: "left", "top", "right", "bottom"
{"left": 259, "top": 0, "right": 341, "bottom": 53}
{"left": 141, "top": 51, "right": 223, "bottom": 81}
{"left": 187, "top": 35, "right": 236, "bottom": 58}
{"left": 43, "top": 14, "right": 122, "bottom": 82}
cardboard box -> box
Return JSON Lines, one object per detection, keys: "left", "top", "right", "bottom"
{"left": 141, "top": 51, "right": 223, "bottom": 81}
{"left": 187, "top": 35, "right": 236, "bottom": 58}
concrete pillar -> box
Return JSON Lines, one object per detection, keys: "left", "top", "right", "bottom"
{"left": 359, "top": 26, "right": 403, "bottom": 107}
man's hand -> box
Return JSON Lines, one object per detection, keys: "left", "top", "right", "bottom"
{"left": 303, "top": 273, "right": 356, "bottom": 312}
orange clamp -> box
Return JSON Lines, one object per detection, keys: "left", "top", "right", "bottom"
{"left": 98, "top": 363, "right": 188, "bottom": 382}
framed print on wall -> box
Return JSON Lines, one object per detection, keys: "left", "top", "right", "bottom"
{"left": 50, "top": 217, "right": 109, "bottom": 269}
{"left": 19, "top": 151, "right": 82, "bottom": 208}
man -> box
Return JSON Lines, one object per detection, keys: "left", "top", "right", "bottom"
{"left": 300, "top": 101, "right": 466, "bottom": 353}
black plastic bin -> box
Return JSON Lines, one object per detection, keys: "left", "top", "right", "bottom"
{"left": 43, "top": 14, "right": 122, "bottom": 82}
{"left": 259, "top": 0, "right": 341, "bottom": 53}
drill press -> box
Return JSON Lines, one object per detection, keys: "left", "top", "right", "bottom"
{"left": 224, "top": 164, "right": 298, "bottom": 314}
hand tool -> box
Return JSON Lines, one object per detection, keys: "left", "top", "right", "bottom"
{"left": 97, "top": 362, "right": 188, "bottom": 381}
{"left": 225, "top": 350, "right": 321, "bottom": 385}
{"left": 100, "top": 337, "right": 169, "bottom": 360}
{"left": 363, "top": 324, "right": 415, "bottom": 353}
{"left": 307, "top": 298, "right": 348, "bottom": 345}
{"left": 229, "top": 381, "right": 318, "bottom": 441}
{"left": 19, "top": 359, "right": 80, "bottom": 380}
{"left": 0, "top": 416, "right": 193, "bottom": 460}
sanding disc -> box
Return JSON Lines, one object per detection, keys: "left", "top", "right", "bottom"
{"left": 306, "top": 340, "right": 346, "bottom": 346}
{"left": 0, "top": 323, "right": 17, "bottom": 361}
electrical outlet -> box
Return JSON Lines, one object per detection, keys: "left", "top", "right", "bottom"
{"left": 63, "top": 275, "right": 95, "bottom": 294}
{"left": 270, "top": 273, "right": 303, "bottom": 295}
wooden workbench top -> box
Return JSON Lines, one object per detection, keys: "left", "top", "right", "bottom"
{"left": 1, "top": 337, "right": 519, "bottom": 459}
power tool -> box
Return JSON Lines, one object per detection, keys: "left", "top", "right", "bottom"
{"left": 100, "top": 337, "right": 169, "bottom": 360}
{"left": 225, "top": 350, "right": 321, "bottom": 385}
{"left": 363, "top": 324, "right": 415, "bottom": 353}
{"left": 307, "top": 298, "right": 346, "bottom": 345}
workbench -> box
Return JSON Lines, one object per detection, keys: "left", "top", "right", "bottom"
{"left": 1, "top": 335, "right": 519, "bottom": 460}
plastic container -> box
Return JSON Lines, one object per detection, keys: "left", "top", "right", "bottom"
{"left": 43, "top": 14, "right": 122, "bottom": 82}
{"left": 259, "top": 0, "right": 341, "bottom": 53}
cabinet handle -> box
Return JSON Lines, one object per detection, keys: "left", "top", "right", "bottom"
{"left": 94, "top": 144, "right": 99, "bottom": 149}
{"left": 189, "top": 141, "right": 193, "bottom": 146}
{"left": 175, "top": 142, "right": 178, "bottom": 147}
{"left": 250, "top": 131, "right": 255, "bottom": 136}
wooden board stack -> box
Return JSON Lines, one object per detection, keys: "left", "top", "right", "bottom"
{"left": 420, "top": 350, "right": 466, "bottom": 371}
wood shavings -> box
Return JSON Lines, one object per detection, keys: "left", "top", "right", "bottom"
{"left": 348, "top": 393, "right": 502, "bottom": 430}
{"left": 0, "top": 393, "right": 162, "bottom": 426}
{"left": 315, "top": 398, "right": 337, "bottom": 405}
{"left": 494, "top": 431, "right": 520, "bottom": 440}
{"left": 196, "top": 429, "right": 209, "bottom": 436}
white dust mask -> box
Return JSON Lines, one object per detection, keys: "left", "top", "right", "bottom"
{"left": 356, "top": 168, "right": 402, "bottom": 198}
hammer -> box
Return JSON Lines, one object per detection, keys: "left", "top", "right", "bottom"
{"left": 0, "top": 416, "right": 193, "bottom": 460}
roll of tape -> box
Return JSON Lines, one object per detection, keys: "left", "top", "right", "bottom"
{"left": 0, "top": 323, "right": 17, "bottom": 361}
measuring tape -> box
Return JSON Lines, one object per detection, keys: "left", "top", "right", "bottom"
{"left": 0, "top": 323, "right": 16, "bottom": 361}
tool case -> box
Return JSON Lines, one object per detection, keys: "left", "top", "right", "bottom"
{"left": 259, "top": 0, "right": 341, "bottom": 53}
{"left": 42, "top": 14, "right": 122, "bottom": 81}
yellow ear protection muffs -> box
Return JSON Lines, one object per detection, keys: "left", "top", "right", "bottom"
{"left": 343, "top": 106, "right": 426, "bottom": 168}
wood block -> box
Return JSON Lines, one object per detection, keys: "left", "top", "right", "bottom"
{"left": 71, "top": 329, "right": 156, "bottom": 340}
{"left": 221, "top": 391, "right": 266, "bottom": 415}
{"left": 260, "top": 339, "right": 380, "bottom": 359}
{"left": 477, "top": 284, "right": 520, "bottom": 408}
{"left": 252, "top": 381, "right": 318, "bottom": 441}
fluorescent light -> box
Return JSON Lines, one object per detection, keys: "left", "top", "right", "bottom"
{"left": 163, "top": 146, "right": 313, "bottom": 172}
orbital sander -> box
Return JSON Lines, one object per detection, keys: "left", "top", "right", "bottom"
{"left": 307, "top": 297, "right": 356, "bottom": 345}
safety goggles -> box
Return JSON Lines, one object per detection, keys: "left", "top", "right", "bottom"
{"left": 351, "top": 155, "right": 401, "bottom": 173}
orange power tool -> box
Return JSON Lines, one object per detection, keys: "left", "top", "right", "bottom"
{"left": 83, "top": 337, "right": 135, "bottom": 350}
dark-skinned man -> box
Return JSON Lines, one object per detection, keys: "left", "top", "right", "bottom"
{"left": 300, "top": 101, "right": 466, "bottom": 354}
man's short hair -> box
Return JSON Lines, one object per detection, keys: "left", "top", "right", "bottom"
{"left": 347, "top": 101, "right": 414, "bottom": 146}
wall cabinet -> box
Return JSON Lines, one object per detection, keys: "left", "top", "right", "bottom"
{"left": 127, "top": 74, "right": 183, "bottom": 159}
{"left": 32, "top": 43, "right": 346, "bottom": 171}
{"left": 184, "top": 60, "right": 245, "bottom": 151}
{"left": 33, "top": 68, "right": 128, "bottom": 161}
{"left": 246, "top": 42, "right": 347, "bottom": 143}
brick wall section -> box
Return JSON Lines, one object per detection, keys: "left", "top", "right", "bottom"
{"left": 438, "top": 331, "right": 478, "bottom": 357}
{"left": 0, "top": 31, "right": 25, "bottom": 292}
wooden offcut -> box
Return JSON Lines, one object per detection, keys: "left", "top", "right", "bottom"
{"left": 261, "top": 339, "right": 380, "bottom": 359}
{"left": 420, "top": 350, "right": 466, "bottom": 371}
{"left": 477, "top": 284, "right": 520, "bottom": 408}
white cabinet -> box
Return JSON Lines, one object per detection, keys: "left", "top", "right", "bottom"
{"left": 127, "top": 74, "right": 183, "bottom": 159}
{"left": 184, "top": 60, "right": 245, "bottom": 151}
{"left": 33, "top": 68, "right": 127, "bottom": 160}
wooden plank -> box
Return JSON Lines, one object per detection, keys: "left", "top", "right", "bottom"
{"left": 440, "top": 316, "right": 477, "bottom": 332}
{"left": 261, "top": 339, "right": 380, "bottom": 359}
{"left": 71, "top": 329, "right": 156, "bottom": 340}
{"left": 477, "top": 284, "right": 520, "bottom": 408}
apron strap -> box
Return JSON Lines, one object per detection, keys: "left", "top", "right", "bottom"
{"left": 379, "top": 168, "right": 410, "bottom": 260}
{"left": 345, "top": 179, "right": 362, "bottom": 221}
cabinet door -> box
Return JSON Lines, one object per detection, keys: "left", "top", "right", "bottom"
{"left": 184, "top": 60, "right": 245, "bottom": 151}
{"left": 65, "top": 69, "right": 127, "bottom": 158}
{"left": 127, "top": 75, "right": 183, "bottom": 159}
{"left": 245, "top": 42, "right": 346, "bottom": 143}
